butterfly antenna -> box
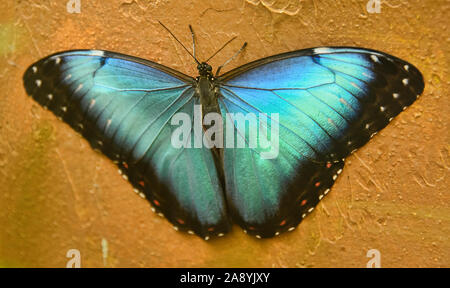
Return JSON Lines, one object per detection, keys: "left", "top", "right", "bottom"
{"left": 158, "top": 21, "right": 200, "bottom": 65}
{"left": 204, "top": 36, "right": 238, "bottom": 63}
{"left": 189, "top": 25, "right": 196, "bottom": 59}
{"left": 215, "top": 42, "right": 247, "bottom": 76}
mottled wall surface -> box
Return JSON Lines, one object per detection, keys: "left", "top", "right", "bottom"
{"left": 0, "top": 0, "right": 448, "bottom": 267}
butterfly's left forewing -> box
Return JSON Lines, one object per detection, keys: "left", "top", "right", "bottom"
{"left": 23, "top": 50, "right": 230, "bottom": 238}
{"left": 218, "top": 47, "right": 424, "bottom": 237}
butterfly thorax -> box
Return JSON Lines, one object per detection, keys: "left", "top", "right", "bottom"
{"left": 196, "top": 62, "right": 220, "bottom": 116}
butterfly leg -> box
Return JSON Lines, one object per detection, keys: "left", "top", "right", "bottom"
{"left": 215, "top": 42, "right": 247, "bottom": 77}
{"left": 188, "top": 25, "right": 196, "bottom": 59}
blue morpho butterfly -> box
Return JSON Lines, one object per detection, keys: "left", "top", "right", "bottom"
{"left": 23, "top": 23, "right": 424, "bottom": 240}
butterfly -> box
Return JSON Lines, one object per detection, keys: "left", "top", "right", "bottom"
{"left": 22, "top": 25, "right": 424, "bottom": 240}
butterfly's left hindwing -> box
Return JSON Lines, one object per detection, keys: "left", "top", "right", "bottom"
{"left": 23, "top": 50, "right": 230, "bottom": 238}
{"left": 219, "top": 47, "right": 424, "bottom": 237}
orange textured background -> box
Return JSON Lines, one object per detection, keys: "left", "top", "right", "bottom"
{"left": 0, "top": 0, "right": 448, "bottom": 267}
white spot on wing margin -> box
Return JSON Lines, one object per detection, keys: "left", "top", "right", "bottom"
{"left": 313, "top": 47, "right": 333, "bottom": 54}
{"left": 91, "top": 50, "right": 105, "bottom": 57}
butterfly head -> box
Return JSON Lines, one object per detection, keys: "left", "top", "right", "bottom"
{"left": 197, "top": 62, "right": 213, "bottom": 77}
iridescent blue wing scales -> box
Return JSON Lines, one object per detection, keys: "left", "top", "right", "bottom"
{"left": 218, "top": 47, "right": 424, "bottom": 237}
{"left": 23, "top": 46, "right": 424, "bottom": 240}
{"left": 23, "top": 50, "right": 230, "bottom": 238}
